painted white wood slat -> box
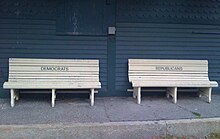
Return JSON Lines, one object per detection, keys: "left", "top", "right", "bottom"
{"left": 129, "top": 66, "right": 208, "bottom": 72}
{"left": 129, "top": 71, "right": 208, "bottom": 74}
{"left": 10, "top": 58, "right": 99, "bottom": 63}
{"left": 10, "top": 74, "right": 99, "bottom": 78}
{"left": 4, "top": 82, "right": 101, "bottom": 89}
{"left": 131, "top": 81, "right": 218, "bottom": 87}
{"left": 129, "top": 59, "right": 208, "bottom": 64}
{"left": 9, "top": 66, "right": 99, "bottom": 72}
{"left": 9, "top": 71, "right": 99, "bottom": 75}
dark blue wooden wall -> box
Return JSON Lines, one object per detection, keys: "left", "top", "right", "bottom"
{"left": 116, "top": 23, "right": 220, "bottom": 95}
{"left": 0, "top": 0, "right": 220, "bottom": 98}
{"left": 0, "top": 0, "right": 108, "bottom": 98}
{"left": 115, "top": 0, "right": 220, "bottom": 95}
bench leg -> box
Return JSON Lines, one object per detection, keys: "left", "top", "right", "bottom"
{"left": 10, "top": 89, "right": 15, "bottom": 107}
{"left": 90, "top": 89, "right": 95, "bottom": 106}
{"left": 52, "top": 89, "right": 56, "bottom": 107}
{"left": 199, "top": 87, "right": 212, "bottom": 103}
{"left": 167, "top": 87, "right": 177, "bottom": 104}
{"left": 137, "top": 87, "right": 141, "bottom": 104}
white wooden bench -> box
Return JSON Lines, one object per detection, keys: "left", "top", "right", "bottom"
{"left": 128, "top": 59, "right": 218, "bottom": 104}
{"left": 3, "top": 58, "right": 101, "bottom": 107}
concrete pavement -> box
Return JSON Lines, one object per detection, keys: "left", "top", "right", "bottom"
{"left": 0, "top": 94, "right": 220, "bottom": 138}
{"left": 0, "top": 118, "right": 220, "bottom": 139}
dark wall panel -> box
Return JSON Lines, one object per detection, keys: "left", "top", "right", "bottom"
{"left": 57, "top": 0, "right": 105, "bottom": 35}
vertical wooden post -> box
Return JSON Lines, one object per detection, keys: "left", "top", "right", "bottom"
{"left": 52, "top": 89, "right": 56, "bottom": 107}
{"left": 208, "top": 88, "right": 212, "bottom": 103}
{"left": 107, "top": 0, "right": 116, "bottom": 96}
{"left": 10, "top": 89, "right": 15, "bottom": 107}
{"left": 137, "top": 87, "right": 141, "bottom": 104}
{"left": 90, "top": 89, "right": 95, "bottom": 106}
{"left": 173, "top": 87, "right": 177, "bottom": 104}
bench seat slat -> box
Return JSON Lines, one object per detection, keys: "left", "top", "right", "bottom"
{"left": 132, "top": 81, "right": 218, "bottom": 88}
{"left": 129, "top": 74, "right": 208, "bottom": 77}
{"left": 9, "top": 67, "right": 98, "bottom": 72}
{"left": 129, "top": 64, "right": 207, "bottom": 66}
{"left": 129, "top": 77, "right": 209, "bottom": 79}
{"left": 9, "top": 58, "right": 99, "bottom": 63}
{"left": 129, "top": 67, "right": 208, "bottom": 72}
{"left": 9, "top": 79, "right": 99, "bottom": 82}
{"left": 129, "top": 59, "right": 208, "bottom": 64}
{"left": 10, "top": 63, "right": 99, "bottom": 65}
{"left": 129, "top": 71, "right": 208, "bottom": 74}
{"left": 9, "top": 71, "right": 98, "bottom": 74}
{"left": 9, "top": 63, "right": 98, "bottom": 67}
{"left": 10, "top": 74, "right": 98, "bottom": 77}
{"left": 4, "top": 81, "right": 101, "bottom": 89}
{"left": 130, "top": 77, "right": 209, "bottom": 82}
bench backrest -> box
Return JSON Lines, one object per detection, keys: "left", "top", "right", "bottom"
{"left": 8, "top": 58, "right": 100, "bottom": 82}
{"left": 128, "top": 59, "right": 210, "bottom": 82}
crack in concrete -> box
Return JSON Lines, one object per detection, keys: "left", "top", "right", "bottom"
{"left": 176, "top": 104, "right": 202, "bottom": 118}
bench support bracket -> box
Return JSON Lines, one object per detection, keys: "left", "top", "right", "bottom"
{"left": 90, "top": 89, "right": 95, "bottom": 106}
{"left": 167, "top": 87, "right": 177, "bottom": 103}
{"left": 52, "top": 89, "right": 56, "bottom": 107}
{"left": 199, "top": 87, "right": 212, "bottom": 103}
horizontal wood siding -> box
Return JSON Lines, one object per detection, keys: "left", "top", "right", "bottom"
{"left": 0, "top": 18, "right": 107, "bottom": 97}
{"left": 117, "top": 0, "right": 220, "bottom": 25}
{"left": 116, "top": 23, "right": 220, "bottom": 95}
